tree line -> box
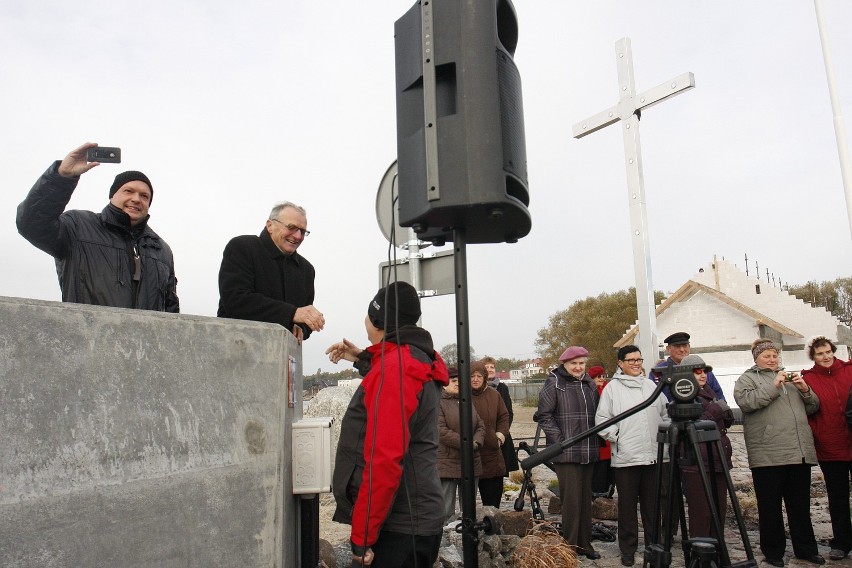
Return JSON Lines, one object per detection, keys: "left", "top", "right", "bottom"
{"left": 535, "top": 276, "right": 850, "bottom": 375}
{"left": 303, "top": 276, "right": 849, "bottom": 388}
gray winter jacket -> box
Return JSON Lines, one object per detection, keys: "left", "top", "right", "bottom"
{"left": 595, "top": 370, "right": 669, "bottom": 467}
{"left": 734, "top": 364, "right": 819, "bottom": 468}
{"left": 17, "top": 162, "right": 179, "bottom": 312}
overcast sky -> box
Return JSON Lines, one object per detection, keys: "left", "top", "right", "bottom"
{"left": 2, "top": 1, "right": 850, "bottom": 373}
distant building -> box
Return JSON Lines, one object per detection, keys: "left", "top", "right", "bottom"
{"left": 494, "top": 370, "right": 511, "bottom": 381}
{"left": 510, "top": 358, "right": 545, "bottom": 380}
{"left": 616, "top": 257, "right": 851, "bottom": 404}
{"left": 336, "top": 378, "right": 362, "bottom": 389}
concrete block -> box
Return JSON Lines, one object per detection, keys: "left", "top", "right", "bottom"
{"left": 0, "top": 297, "right": 300, "bottom": 567}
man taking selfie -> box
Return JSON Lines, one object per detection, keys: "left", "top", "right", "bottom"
{"left": 17, "top": 142, "right": 179, "bottom": 312}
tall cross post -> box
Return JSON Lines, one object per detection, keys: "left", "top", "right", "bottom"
{"left": 573, "top": 38, "right": 695, "bottom": 367}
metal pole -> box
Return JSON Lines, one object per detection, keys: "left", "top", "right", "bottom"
{"left": 453, "top": 228, "right": 479, "bottom": 568}
{"left": 299, "top": 495, "right": 320, "bottom": 568}
{"left": 407, "top": 228, "right": 422, "bottom": 318}
{"left": 814, "top": 0, "right": 852, "bottom": 241}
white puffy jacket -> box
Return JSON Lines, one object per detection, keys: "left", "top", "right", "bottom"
{"left": 595, "top": 370, "right": 669, "bottom": 467}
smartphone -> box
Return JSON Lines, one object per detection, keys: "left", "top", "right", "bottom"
{"left": 86, "top": 146, "right": 121, "bottom": 163}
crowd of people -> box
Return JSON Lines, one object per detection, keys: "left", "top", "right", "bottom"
{"left": 325, "top": 328, "right": 851, "bottom": 568}
{"left": 15, "top": 144, "right": 852, "bottom": 567}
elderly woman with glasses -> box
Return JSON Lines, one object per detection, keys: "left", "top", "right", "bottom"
{"left": 595, "top": 345, "right": 669, "bottom": 567}
{"left": 800, "top": 336, "right": 852, "bottom": 561}
{"left": 734, "top": 339, "right": 822, "bottom": 567}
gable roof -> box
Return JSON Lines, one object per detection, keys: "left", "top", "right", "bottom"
{"left": 615, "top": 257, "right": 841, "bottom": 348}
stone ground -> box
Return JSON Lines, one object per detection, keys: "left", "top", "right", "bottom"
{"left": 320, "top": 404, "right": 852, "bottom": 567}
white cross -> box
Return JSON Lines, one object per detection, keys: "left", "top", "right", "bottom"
{"left": 574, "top": 38, "right": 694, "bottom": 367}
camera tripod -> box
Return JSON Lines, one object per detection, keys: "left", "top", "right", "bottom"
{"left": 520, "top": 360, "right": 760, "bottom": 568}
{"left": 644, "top": 400, "right": 757, "bottom": 568}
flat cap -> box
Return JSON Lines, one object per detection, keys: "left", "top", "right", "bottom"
{"left": 664, "top": 332, "right": 690, "bottom": 345}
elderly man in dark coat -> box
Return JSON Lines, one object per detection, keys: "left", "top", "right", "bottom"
{"left": 217, "top": 202, "right": 324, "bottom": 340}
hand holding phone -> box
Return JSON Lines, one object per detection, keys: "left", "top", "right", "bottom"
{"left": 86, "top": 146, "right": 121, "bottom": 163}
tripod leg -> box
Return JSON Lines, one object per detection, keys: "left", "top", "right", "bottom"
{"left": 662, "top": 426, "right": 682, "bottom": 552}
{"left": 685, "top": 423, "right": 727, "bottom": 567}
{"left": 715, "top": 436, "right": 757, "bottom": 564}
{"left": 650, "top": 425, "right": 669, "bottom": 546}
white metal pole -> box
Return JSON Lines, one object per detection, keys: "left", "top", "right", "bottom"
{"left": 814, "top": 0, "right": 852, "bottom": 241}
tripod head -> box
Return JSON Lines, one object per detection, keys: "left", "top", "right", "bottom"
{"left": 654, "top": 359, "right": 704, "bottom": 421}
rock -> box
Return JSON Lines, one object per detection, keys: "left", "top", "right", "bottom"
{"left": 305, "top": 384, "right": 358, "bottom": 469}
{"left": 498, "top": 534, "right": 522, "bottom": 553}
{"left": 437, "top": 543, "right": 463, "bottom": 567}
{"left": 495, "top": 509, "right": 532, "bottom": 537}
{"left": 333, "top": 543, "right": 351, "bottom": 568}
{"left": 319, "top": 539, "right": 337, "bottom": 568}
{"left": 480, "top": 533, "right": 503, "bottom": 558}
{"left": 592, "top": 495, "right": 619, "bottom": 520}
{"left": 548, "top": 495, "right": 562, "bottom": 513}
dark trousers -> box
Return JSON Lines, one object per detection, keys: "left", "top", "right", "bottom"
{"left": 478, "top": 476, "right": 504, "bottom": 508}
{"left": 683, "top": 470, "right": 728, "bottom": 539}
{"left": 592, "top": 458, "right": 614, "bottom": 495}
{"left": 369, "top": 530, "right": 442, "bottom": 568}
{"left": 613, "top": 464, "right": 657, "bottom": 555}
{"left": 819, "top": 460, "right": 852, "bottom": 553}
{"left": 555, "top": 462, "right": 595, "bottom": 550}
{"left": 751, "top": 464, "right": 818, "bottom": 560}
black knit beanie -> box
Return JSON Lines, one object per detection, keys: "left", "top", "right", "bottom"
{"left": 109, "top": 171, "right": 153, "bottom": 203}
{"left": 367, "top": 282, "right": 421, "bottom": 330}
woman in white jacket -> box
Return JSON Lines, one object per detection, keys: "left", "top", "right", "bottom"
{"left": 595, "top": 345, "right": 669, "bottom": 567}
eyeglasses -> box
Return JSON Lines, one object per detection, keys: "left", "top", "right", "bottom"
{"left": 622, "top": 358, "right": 644, "bottom": 364}
{"left": 270, "top": 218, "right": 310, "bottom": 237}
{"left": 694, "top": 369, "right": 706, "bottom": 375}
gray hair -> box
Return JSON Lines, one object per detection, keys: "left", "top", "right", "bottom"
{"left": 269, "top": 201, "right": 306, "bottom": 220}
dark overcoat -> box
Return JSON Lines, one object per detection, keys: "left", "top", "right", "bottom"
{"left": 217, "top": 229, "right": 315, "bottom": 338}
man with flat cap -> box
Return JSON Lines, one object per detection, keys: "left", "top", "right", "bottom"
{"left": 17, "top": 142, "right": 179, "bottom": 312}
{"left": 657, "top": 332, "right": 724, "bottom": 400}
{"left": 325, "top": 281, "right": 449, "bottom": 567}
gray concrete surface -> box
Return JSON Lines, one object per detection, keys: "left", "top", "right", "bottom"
{"left": 0, "top": 296, "right": 300, "bottom": 567}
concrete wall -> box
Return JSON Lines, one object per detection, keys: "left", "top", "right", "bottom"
{"left": 0, "top": 296, "right": 300, "bottom": 568}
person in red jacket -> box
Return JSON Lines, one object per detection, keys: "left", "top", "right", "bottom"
{"left": 801, "top": 336, "right": 852, "bottom": 561}
{"left": 589, "top": 365, "right": 614, "bottom": 498}
{"left": 326, "top": 282, "right": 449, "bottom": 567}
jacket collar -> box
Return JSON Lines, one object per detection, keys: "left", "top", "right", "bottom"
{"left": 550, "top": 365, "right": 594, "bottom": 388}
{"left": 612, "top": 369, "right": 648, "bottom": 387}
{"left": 803, "top": 357, "right": 846, "bottom": 377}
{"left": 259, "top": 229, "right": 302, "bottom": 266}
{"left": 101, "top": 204, "right": 154, "bottom": 239}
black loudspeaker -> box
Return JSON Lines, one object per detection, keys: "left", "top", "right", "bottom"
{"left": 394, "top": 0, "right": 530, "bottom": 245}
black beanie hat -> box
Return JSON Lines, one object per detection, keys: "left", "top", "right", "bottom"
{"left": 109, "top": 171, "right": 153, "bottom": 203}
{"left": 367, "top": 282, "right": 421, "bottom": 330}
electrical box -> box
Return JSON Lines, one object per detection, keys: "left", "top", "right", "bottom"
{"left": 292, "top": 417, "right": 334, "bottom": 494}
